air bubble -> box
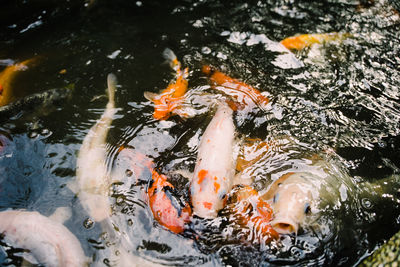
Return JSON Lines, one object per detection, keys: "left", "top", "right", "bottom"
{"left": 83, "top": 218, "right": 94, "bottom": 229}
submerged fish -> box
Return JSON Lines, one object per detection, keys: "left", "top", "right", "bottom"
{"left": 191, "top": 103, "right": 237, "bottom": 218}
{"left": 144, "top": 48, "right": 189, "bottom": 120}
{"left": 280, "top": 32, "right": 350, "bottom": 51}
{"left": 0, "top": 58, "right": 37, "bottom": 107}
{"left": 0, "top": 85, "right": 74, "bottom": 121}
{"left": 75, "top": 73, "right": 117, "bottom": 222}
{"left": 0, "top": 208, "right": 86, "bottom": 267}
{"left": 202, "top": 65, "right": 269, "bottom": 110}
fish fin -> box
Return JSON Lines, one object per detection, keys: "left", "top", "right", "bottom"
{"left": 90, "top": 94, "right": 107, "bottom": 102}
{"left": 107, "top": 73, "right": 117, "bottom": 104}
{"left": 66, "top": 180, "right": 79, "bottom": 194}
{"left": 143, "top": 91, "right": 158, "bottom": 101}
{"left": 163, "top": 48, "right": 181, "bottom": 72}
{"left": 49, "top": 207, "right": 72, "bottom": 223}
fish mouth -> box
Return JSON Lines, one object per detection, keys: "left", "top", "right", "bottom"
{"left": 270, "top": 216, "right": 298, "bottom": 235}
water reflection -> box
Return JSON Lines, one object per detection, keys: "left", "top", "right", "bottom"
{"left": 0, "top": 0, "right": 399, "bottom": 266}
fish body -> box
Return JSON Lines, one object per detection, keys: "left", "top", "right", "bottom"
{"left": 202, "top": 65, "right": 269, "bottom": 110}
{"left": 148, "top": 170, "right": 192, "bottom": 234}
{"left": 191, "top": 103, "right": 236, "bottom": 218}
{"left": 144, "top": 48, "right": 189, "bottom": 120}
{"left": 224, "top": 185, "right": 279, "bottom": 243}
{"left": 0, "top": 58, "right": 36, "bottom": 107}
{"left": 76, "top": 73, "right": 117, "bottom": 222}
{"left": 0, "top": 85, "right": 74, "bottom": 121}
{"left": 262, "top": 172, "right": 314, "bottom": 234}
{"left": 0, "top": 209, "right": 86, "bottom": 267}
{"left": 280, "top": 32, "right": 350, "bottom": 50}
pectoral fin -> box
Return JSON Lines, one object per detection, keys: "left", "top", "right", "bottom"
{"left": 144, "top": 91, "right": 158, "bottom": 102}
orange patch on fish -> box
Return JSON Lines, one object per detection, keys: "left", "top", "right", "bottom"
{"left": 148, "top": 170, "right": 192, "bottom": 234}
{"left": 203, "top": 202, "right": 213, "bottom": 210}
{"left": 214, "top": 182, "right": 220, "bottom": 193}
{"left": 202, "top": 65, "right": 269, "bottom": 109}
{"left": 197, "top": 169, "right": 209, "bottom": 185}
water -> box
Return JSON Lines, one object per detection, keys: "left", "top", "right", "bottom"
{"left": 0, "top": 0, "right": 399, "bottom": 266}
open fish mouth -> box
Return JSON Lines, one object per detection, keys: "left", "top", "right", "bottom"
{"left": 270, "top": 215, "right": 298, "bottom": 235}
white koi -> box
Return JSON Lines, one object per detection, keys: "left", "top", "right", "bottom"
{"left": 76, "top": 73, "right": 117, "bottom": 222}
{"left": 0, "top": 208, "right": 86, "bottom": 267}
{"left": 191, "top": 103, "right": 236, "bottom": 218}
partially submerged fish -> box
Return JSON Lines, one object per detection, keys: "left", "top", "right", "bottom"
{"left": 191, "top": 103, "right": 237, "bottom": 218}
{"left": 0, "top": 58, "right": 37, "bottom": 107}
{"left": 144, "top": 48, "right": 189, "bottom": 120}
{"left": 112, "top": 147, "right": 192, "bottom": 234}
{"left": 0, "top": 208, "right": 86, "bottom": 267}
{"left": 262, "top": 172, "right": 314, "bottom": 235}
{"left": 280, "top": 32, "right": 350, "bottom": 51}
{"left": 75, "top": 73, "right": 117, "bottom": 222}
{"left": 202, "top": 65, "right": 269, "bottom": 110}
{"left": 148, "top": 170, "right": 192, "bottom": 234}
{"left": 224, "top": 185, "right": 279, "bottom": 243}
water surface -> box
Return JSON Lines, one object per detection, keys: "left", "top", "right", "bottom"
{"left": 0, "top": 0, "right": 400, "bottom": 266}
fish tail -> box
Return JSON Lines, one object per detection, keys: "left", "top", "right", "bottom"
{"left": 163, "top": 48, "right": 182, "bottom": 73}
{"left": 107, "top": 73, "right": 117, "bottom": 105}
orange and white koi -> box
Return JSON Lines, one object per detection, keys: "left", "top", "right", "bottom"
{"left": 75, "top": 73, "right": 117, "bottom": 222}
{"left": 144, "top": 48, "right": 189, "bottom": 120}
{"left": 280, "top": 32, "right": 350, "bottom": 51}
{"left": 0, "top": 58, "right": 36, "bottom": 106}
{"left": 148, "top": 170, "right": 192, "bottom": 234}
{"left": 224, "top": 185, "right": 279, "bottom": 243}
{"left": 0, "top": 208, "right": 87, "bottom": 267}
{"left": 191, "top": 103, "right": 236, "bottom": 218}
{"left": 202, "top": 65, "right": 269, "bottom": 110}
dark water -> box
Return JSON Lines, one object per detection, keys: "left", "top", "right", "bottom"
{"left": 0, "top": 0, "right": 400, "bottom": 266}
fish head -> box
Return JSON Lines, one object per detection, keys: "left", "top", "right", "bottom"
{"left": 268, "top": 173, "right": 314, "bottom": 235}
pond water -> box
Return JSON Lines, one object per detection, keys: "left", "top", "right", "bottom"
{"left": 0, "top": 0, "right": 400, "bottom": 266}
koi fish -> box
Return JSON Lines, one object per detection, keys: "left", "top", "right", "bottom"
{"left": 144, "top": 48, "right": 189, "bottom": 120}
{"left": 0, "top": 208, "right": 87, "bottom": 267}
{"left": 224, "top": 185, "right": 279, "bottom": 243}
{"left": 0, "top": 58, "right": 36, "bottom": 107}
{"left": 262, "top": 172, "right": 314, "bottom": 234}
{"left": 280, "top": 32, "right": 350, "bottom": 51}
{"left": 191, "top": 103, "right": 237, "bottom": 218}
{"left": 148, "top": 170, "right": 192, "bottom": 234}
{"left": 75, "top": 73, "right": 117, "bottom": 222}
{"left": 202, "top": 65, "right": 269, "bottom": 110}
{"left": 0, "top": 85, "right": 74, "bottom": 121}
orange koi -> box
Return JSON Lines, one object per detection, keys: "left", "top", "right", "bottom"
{"left": 144, "top": 48, "right": 189, "bottom": 120}
{"left": 202, "top": 65, "right": 269, "bottom": 110}
{"left": 280, "top": 32, "right": 350, "bottom": 51}
{"left": 148, "top": 170, "right": 192, "bottom": 234}
{"left": 0, "top": 57, "right": 37, "bottom": 106}
{"left": 225, "top": 185, "right": 279, "bottom": 243}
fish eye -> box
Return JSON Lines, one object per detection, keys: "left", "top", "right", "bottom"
{"left": 304, "top": 203, "right": 311, "bottom": 214}
{"left": 273, "top": 193, "right": 279, "bottom": 203}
